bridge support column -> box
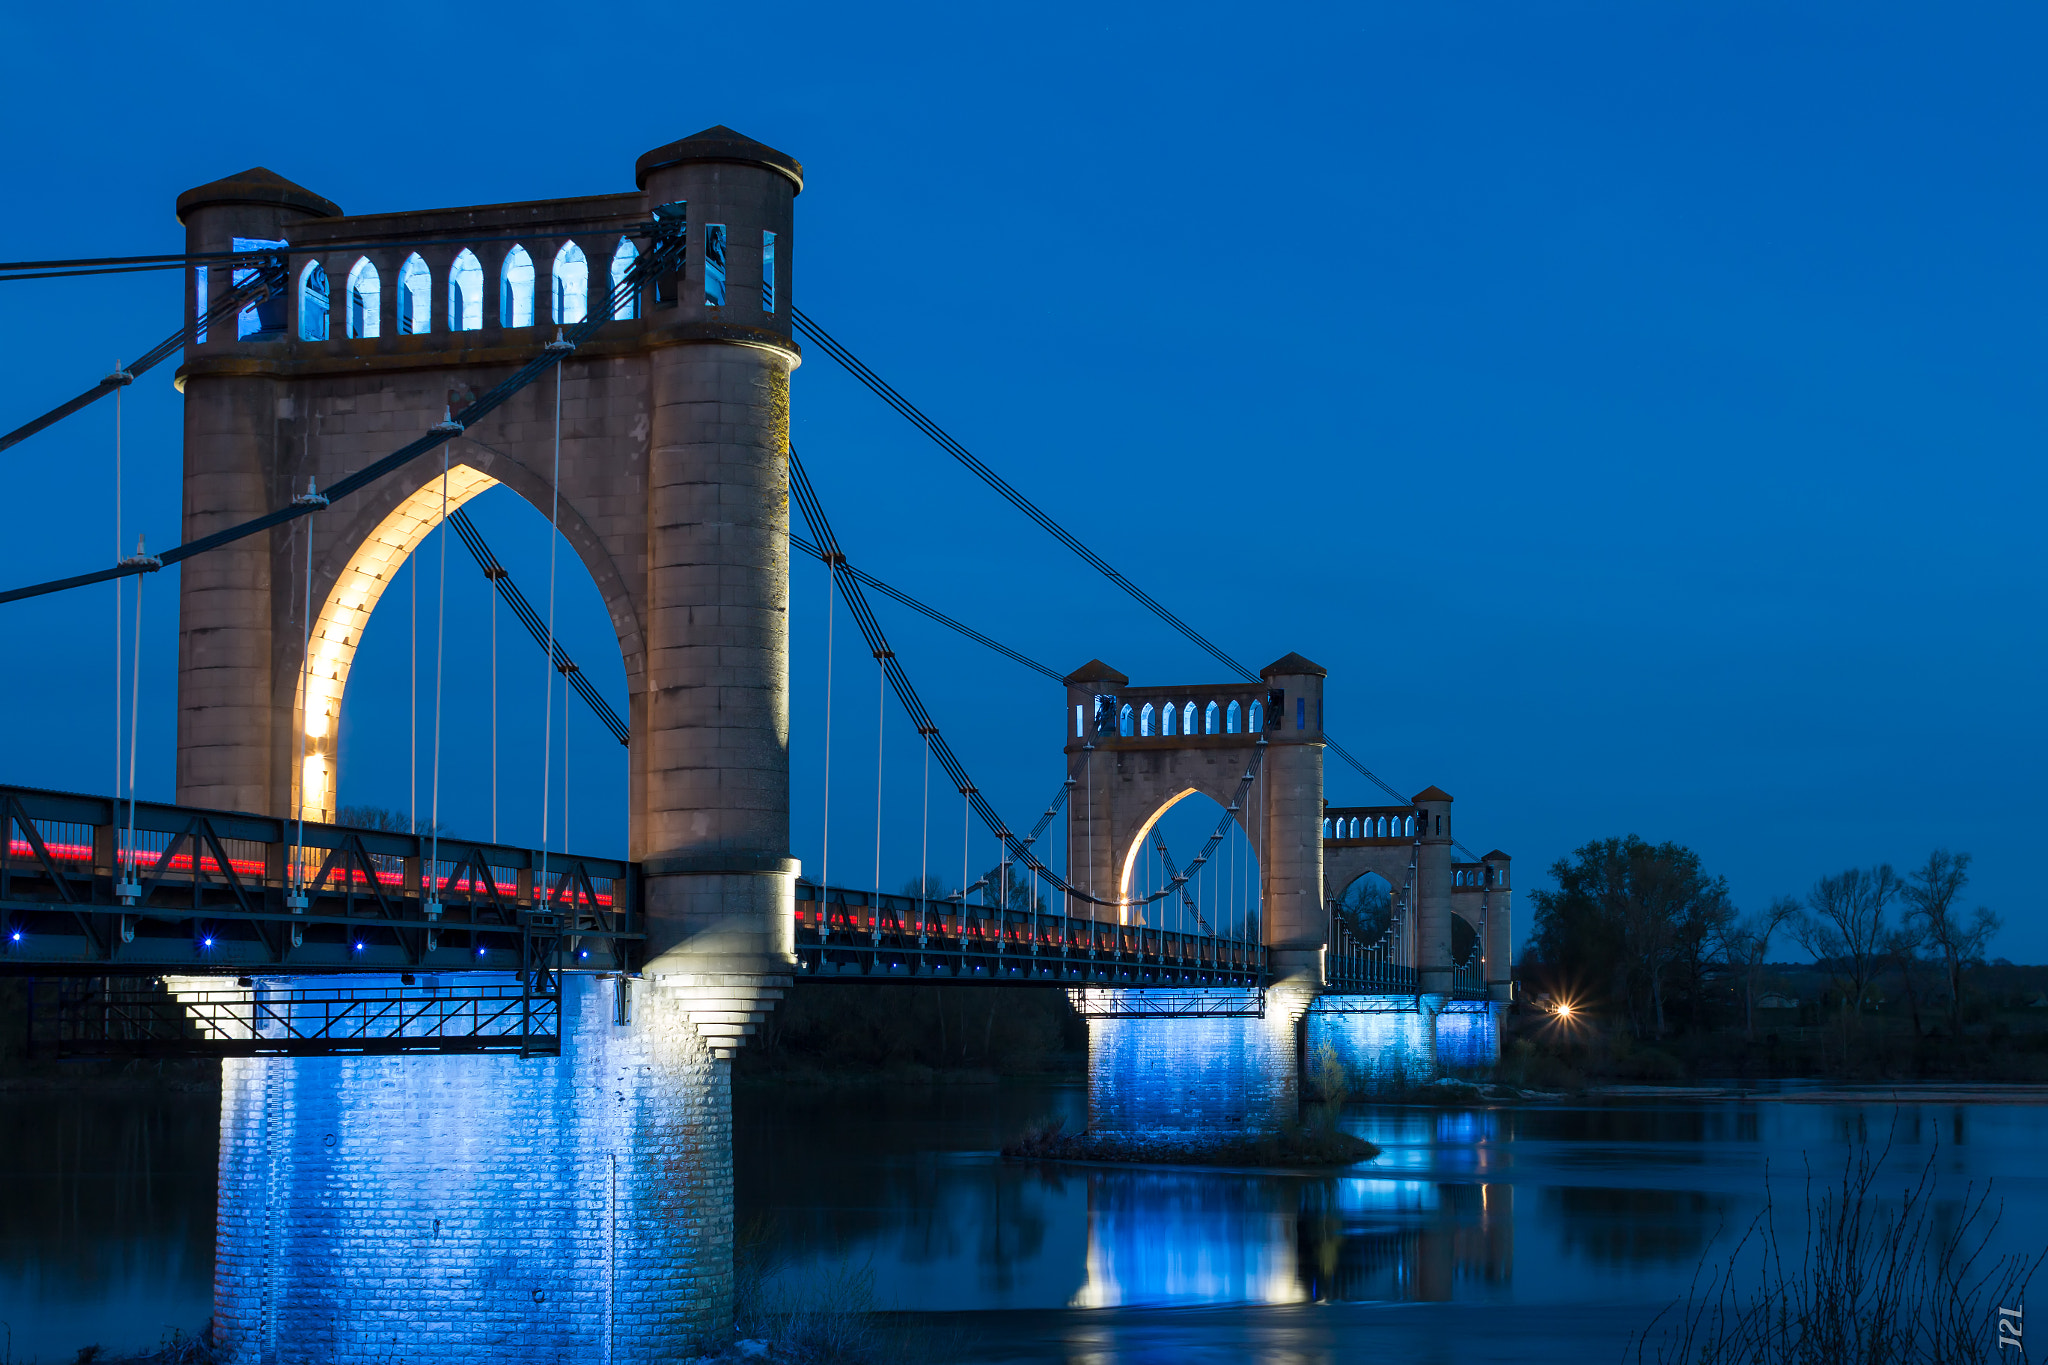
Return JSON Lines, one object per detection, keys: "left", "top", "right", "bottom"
{"left": 171, "top": 171, "right": 342, "bottom": 815}
{"left": 1305, "top": 995, "right": 1444, "bottom": 1096}
{"left": 1434, "top": 999, "right": 1506, "bottom": 1072}
{"left": 632, "top": 133, "right": 802, "bottom": 1055}
{"left": 1083, "top": 982, "right": 1316, "bottom": 1143}
{"left": 1413, "top": 787, "right": 1455, "bottom": 995}
{"left": 202, "top": 977, "right": 732, "bottom": 1364}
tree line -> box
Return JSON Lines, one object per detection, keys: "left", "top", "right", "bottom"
{"left": 1524, "top": 837, "right": 2000, "bottom": 1040}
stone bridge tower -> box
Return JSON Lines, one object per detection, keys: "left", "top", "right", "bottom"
{"left": 1067, "top": 655, "right": 1512, "bottom": 1127}
{"left": 173, "top": 127, "right": 801, "bottom": 1362}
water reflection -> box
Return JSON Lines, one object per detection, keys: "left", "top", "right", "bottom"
{"left": 0, "top": 1090, "right": 216, "bottom": 1359}
{"left": 737, "top": 1085, "right": 2048, "bottom": 1318}
{"left": 13, "top": 1080, "right": 2048, "bottom": 1357}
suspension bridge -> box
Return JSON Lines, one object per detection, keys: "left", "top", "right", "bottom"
{"left": 0, "top": 128, "right": 1513, "bottom": 1363}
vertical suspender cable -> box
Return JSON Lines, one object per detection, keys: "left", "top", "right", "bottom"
{"left": 124, "top": 537, "right": 145, "bottom": 891}
{"left": 820, "top": 555, "right": 836, "bottom": 905}
{"left": 563, "top": 668, "right": 572, "bottom": 855}
{"left": 919, "top": 724, "right": 931, "bottom": 943}
{"left": 872, "top": 650, "right": 887, "bottom": 903}
{"left": 539, "top": 343, "right": 568, "bottom": 893}
{"left": 490, "top": 532, "right": 498, "bottom": 845}
{"left": 288, "top": 479, "right": 327, "bottom": 900}
{"left": 410, "top": 545, "right": 417, "bottom": 835}
{"left": 429, "top": 447, "right": 448, "bottom": 906}
{"left": 111, "top": 359, "right": 124, "bottom": 802}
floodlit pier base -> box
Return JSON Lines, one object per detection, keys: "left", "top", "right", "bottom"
{"left": 1434, "top": 999, "right": 1506, "bottom": 1073}
{"left": 207, "top": 975, "right": 731, "bottom": 1364}
{"left": 1082, "top": 985, "right": 1309, "bottom": 1142}
{"left": 1304, "top": 995, "right": 1445, "bottom": 1096}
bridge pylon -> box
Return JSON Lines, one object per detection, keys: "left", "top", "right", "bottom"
{"left": 168, "top": 126, "right": 804, "bottom": 1363}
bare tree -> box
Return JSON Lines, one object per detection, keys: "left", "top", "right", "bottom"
{"left": 1900, "top": 850, "right": 2001, "bottom": 1034}
{"left": 1882, "top": 920, "right": 1929, "bottom": 1038}
{"left": 1796, "top": 865, "right": 1902, "bottom": 1015}
{"left": 1721, "top": 896, "right": 1800, "bottom": 1040}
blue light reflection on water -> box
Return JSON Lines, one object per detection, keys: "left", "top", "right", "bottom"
{"left": 737, "top": 1083, "right": 2048, "bottom": 1316}
{"left": 8, "top": 1082, "right": 2048, "bottom": 1357}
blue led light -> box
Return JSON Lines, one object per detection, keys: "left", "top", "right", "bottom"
{"left": 202, "top": 936, "right": 214, "bottom": 948}
{"left": 8, "top": 930, "right": 20, "bottom": 943}
{"left": 353, "top": 941, "right": 365, "bottom": 952}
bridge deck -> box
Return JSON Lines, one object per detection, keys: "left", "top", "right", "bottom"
{"left": 0, "top": 784, "right": 636, "bottom": 976}
{"left": 795, "top": 882, "right": 1268, "bottom": 987}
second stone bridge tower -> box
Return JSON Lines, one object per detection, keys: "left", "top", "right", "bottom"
{"left": 1064, "top": 654, "right": 1511, "bottom": 1135}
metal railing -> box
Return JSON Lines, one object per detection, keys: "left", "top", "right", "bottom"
{"left": 795, "top": 882, "right": 1267, "bottom": 988}
{"left": 28, "top": 975, "right": 560, "bottom": 1057}
{"left": 0, "top": 783, "right": 638, "bottom": 975}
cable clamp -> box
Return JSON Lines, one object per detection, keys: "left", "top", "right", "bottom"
{"left": 115, "top": 881, "right": 140, "bottom": 906}
{"left": 293, "top": 477, "right": 329, "bottom": 510}
{"left": 544, "top": 330, "right": 576, "bottom": 354}
{"left": 118, "top": 535, "right": 161, "bottom": 572}
{"left": 430, "top": 408, "right": 465, "bottom": 436}
{"left": 105, "top": 369, "right": 134, "bottom": 388}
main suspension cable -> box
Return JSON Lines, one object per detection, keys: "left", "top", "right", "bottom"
{"left": 0, "top": 220, "right": 685, "bottom": 607}
{"left": 2, "top": 269, "right": 279, "bottom": 457}
{"left": 789, "top": 444, "right": 1255, "bottom": 912}
{"left": 443, "top": 503, "right": 627, "bottom": 746}
{"left": 792, "top": 307, "right": 1480, "bottom": 855}
{"left": 788, "top": 530, "right": 1061, "bottom": 681}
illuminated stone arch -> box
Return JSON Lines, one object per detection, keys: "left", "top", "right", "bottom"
{"left": 1322, "top": 844, "right": 1416, "bottom": 908}
{"left": 287, "top": 443, "right": 647, "bottom": 826}
{"left": 1061, "top": 656, "right": 1328, "bottom": 948}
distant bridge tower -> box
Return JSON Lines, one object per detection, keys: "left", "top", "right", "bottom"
{"left": 172, "top": 127, "right": 801, "bottom": 1361}
{"left": 1066, "top": 656, "right": 1509, "bottom": 1130}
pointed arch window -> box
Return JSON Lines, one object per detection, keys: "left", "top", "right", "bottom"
{"left": 233, "top": 236, "right": 288, "bottom": 338}
{"left": 703, "top": 224, "right": 727, "bottom": 307}
{"left": 610, "top": 239, "right": 639, "bottom": 320}
{"left": 397, "top": 254, "right": 431, "bottom": 335}
{"left": 298, "top": 261, "right": 330, "bottom": 341}
{"left": 1139, "top": 703, "right": 1156, "bottom": 736}
{"left": 1162, "top": 702, "right": 1178, "bottom": 737}
{"left": 1203, "top": 701, "right": 1220, "bottom": 735}
{"left": 1225, "top": 700, "right": 1242, "bottom": 733}
{"left": 1248, "top": 700, "right": 1263, "bottom": 732}
{"left": 552, "top": 242, "right": 588, "bottom": 325}
{"left": 345, "top": 259, "right": 380, "bottom": 339}
{"left": 1183, "top": 702, "right": 1197, "bottom": 735}
{"left": 1117, "top": 704, "right": 1135, "bottom": 737}
{"left": 448, "top": 250, "right": 483, "bottom": 332}
{"left": 500, "top": 246, "right": 535, "bottom": 328}
{"left": 761, "top": 230, "right": 777, "bottom": 312}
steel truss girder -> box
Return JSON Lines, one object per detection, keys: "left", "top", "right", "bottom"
{"left": 1066, "top": 987, "right": 1266, "bottom": 1018}
{"left": 28, "top": 976, "right": 561, "bottom": 1058}
{"left": 0, "top": 783, "right": 640, "bottom": 976}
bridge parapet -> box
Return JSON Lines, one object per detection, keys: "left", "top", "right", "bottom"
{"left": 0, "top": 783, "right": 637, "bottom": 975}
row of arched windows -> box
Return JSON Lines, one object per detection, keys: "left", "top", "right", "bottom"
{"left": 1323, "top": 814, "right": 1417, "bottom": 839}
{"left": 1116, "top": 698, "right": 1262, "bottom": 738}
{"left": 298, "top": 240, "right": 641, "bottom": 342}
{"left": 1453, "top": 868, "right": 1499, "bottom": 888}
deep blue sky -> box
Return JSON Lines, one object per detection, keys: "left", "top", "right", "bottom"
{"left": 1, "top": 3, "right": 2041, "bottom": 957}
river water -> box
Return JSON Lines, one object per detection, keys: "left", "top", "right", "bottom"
{"left": 6, "top": 1080, "right": 2045, "bottom": 1361}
